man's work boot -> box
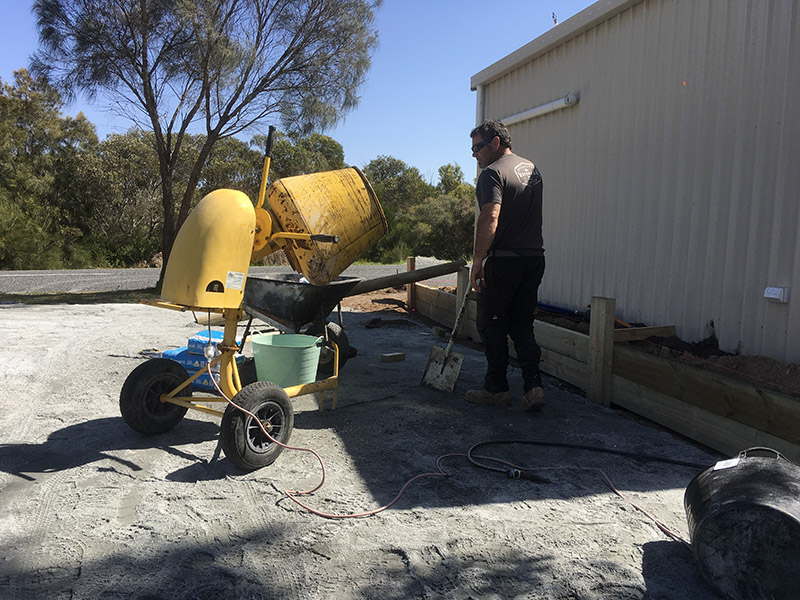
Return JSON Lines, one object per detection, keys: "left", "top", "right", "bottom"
{"left": 522, "top": 387, "right": 545, "bottom": 412}
{"left": 465, "top": 389, "right": 512, "bottom": 407}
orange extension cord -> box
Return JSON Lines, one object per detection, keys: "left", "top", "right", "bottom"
{"left": 208, "top": 363, "right": 692, "bottom": 541}
{"left": 208, "top": 363, "right": 449, "bottom": 518}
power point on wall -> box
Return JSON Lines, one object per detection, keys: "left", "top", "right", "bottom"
{"left": 764, "top": 287, "right": 790, "bottom": 303}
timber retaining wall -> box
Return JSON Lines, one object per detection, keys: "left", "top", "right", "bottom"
{"left": 407, "top": 263, "right": 800, "bottom": 462}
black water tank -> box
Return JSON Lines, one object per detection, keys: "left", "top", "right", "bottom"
{"left": 684, "top": 448, "right": 800, "bottom": 600}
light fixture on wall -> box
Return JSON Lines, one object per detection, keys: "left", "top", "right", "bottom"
{"left": 501, "top": 93, "right": 579, "bottom": 126}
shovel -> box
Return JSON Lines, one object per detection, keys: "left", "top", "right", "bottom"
{"left": 421, "top": 290, "right": 470, "bottom": 392}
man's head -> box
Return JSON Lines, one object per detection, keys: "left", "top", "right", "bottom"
{"left": 470, "top": 119, "right": 512, "bottom": 168}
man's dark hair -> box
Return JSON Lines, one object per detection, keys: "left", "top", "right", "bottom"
{"left": 470, "top": 119, "right": 512, "bottom": 149}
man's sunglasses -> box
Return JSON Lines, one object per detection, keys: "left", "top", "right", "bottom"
{"left": 471, "top": 138, "right": 494, "bottom": 153}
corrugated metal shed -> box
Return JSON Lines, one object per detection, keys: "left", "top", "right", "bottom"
{"left": 472, "top": 0, "right": 800, "bottom": 363}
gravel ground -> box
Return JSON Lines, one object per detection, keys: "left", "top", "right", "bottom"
{"left": 0, "top": 296, "right": 724, "bottom": 599}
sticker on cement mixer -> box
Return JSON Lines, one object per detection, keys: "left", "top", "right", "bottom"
{"left": 226, "top": 271, "right": 245, "bottom": 291}
{"left": 713, "top": 457, "right": 740, "bottom": 471}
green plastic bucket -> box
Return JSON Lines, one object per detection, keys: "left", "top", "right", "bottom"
{"left": 251, "top": 333, "right": 322, "bottom": 388}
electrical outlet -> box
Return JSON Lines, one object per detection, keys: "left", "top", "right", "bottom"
{"left": 764, "top": 287, "right": 790, "bottom": 303}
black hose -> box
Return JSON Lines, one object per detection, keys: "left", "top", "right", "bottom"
{"left": 467, "top": 439, "right": 710, "bottom": 479}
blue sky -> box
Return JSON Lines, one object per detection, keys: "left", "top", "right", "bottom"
{"left": 3, "top": 1, "right": 594, "bottom": 183}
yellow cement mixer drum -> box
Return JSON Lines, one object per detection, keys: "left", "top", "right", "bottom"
{"left": 267, "top": 167, "right": 388, "bottom": 285}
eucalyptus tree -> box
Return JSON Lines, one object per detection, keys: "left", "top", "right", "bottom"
{"left": 32, "top": 0, "right": 381, "bottom": 271}
{"left": 75, "top": 130, "right": 164, "bottom": 266}
{"left": 361, "top": 156, "right": 436, "bottom": 262}
{"left": 0, "top": 69, "right": 97, "bottom": 269}
{"left": 264, "top": 131, "right": 345, "bottom": 180}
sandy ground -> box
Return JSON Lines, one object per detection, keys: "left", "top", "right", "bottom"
{"left": 0, "top": 293, "right": 724, "bottom": 599}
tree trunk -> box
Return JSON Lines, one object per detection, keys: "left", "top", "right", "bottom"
{"left": 157, "top": 172, "right": 177, "bottom": 290}
{"left": 156, "top": 134, "right": 219, "bottom": 288}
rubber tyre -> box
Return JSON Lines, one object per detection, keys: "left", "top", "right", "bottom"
{"left": 220, "top": 381, "right": 294, "bottom": 471}
{"left": 120, "top": 358, "right": 190, "bottom": 434}
{"left": 306, "top": 321, "right": 353, "bottom": 376}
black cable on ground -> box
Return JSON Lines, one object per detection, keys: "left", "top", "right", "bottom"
{"left": 465, "top": 439, "right": 706, "bottom": 546}
{"left": 467, "top": 439, "right": 710, "bottom": 478}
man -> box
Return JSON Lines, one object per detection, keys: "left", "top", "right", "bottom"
{"left": 466, "top": 119, "right": 546, "bottom": 411}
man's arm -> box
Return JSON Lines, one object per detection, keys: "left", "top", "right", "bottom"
{"left": 470, "top": 201, "right": 501, "bottom": 291}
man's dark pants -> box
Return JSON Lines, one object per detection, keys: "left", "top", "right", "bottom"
{"left": 476, "top": 256, "right": 545, "bottom": 394}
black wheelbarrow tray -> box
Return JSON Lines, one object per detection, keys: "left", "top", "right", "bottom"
{"left": 243, "top": 273, "right": 363, "bottom": 378}
{"left": 243, "top": 273, "right": 361, "bottom": 332}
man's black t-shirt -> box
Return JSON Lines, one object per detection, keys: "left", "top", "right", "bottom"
{"left": 476, "top": 153, "right": 544, "bottom": 256}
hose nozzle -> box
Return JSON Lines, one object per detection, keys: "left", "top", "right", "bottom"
{"left": 508, "top": 468, "right": 549, "bottom": 484}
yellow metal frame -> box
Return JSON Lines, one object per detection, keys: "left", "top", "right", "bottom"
{"left": 251, "top": 217, "right": 327, "bottom": 262}
{"left": 147, "top": 302, "right": 341, "bottom": 414}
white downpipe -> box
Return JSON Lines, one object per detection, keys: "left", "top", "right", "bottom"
{"left": 474, "top": 84, "right": 486, "bottom": 183}
{"left": 475, "top": 84, "right": 485, "bottom": 126}
{"left": 501, "top": 93, "right": 579, "bottom": 126}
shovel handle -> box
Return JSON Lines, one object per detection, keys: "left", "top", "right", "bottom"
{"left": 443, "top": 290, "right": 470, "bottom": 357}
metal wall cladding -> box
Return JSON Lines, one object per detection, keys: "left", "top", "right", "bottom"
{"left": 474, "top": 0, "right": 800, "bottom": 363}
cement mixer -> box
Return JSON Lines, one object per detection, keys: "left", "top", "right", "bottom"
{"left": 119, "top": 126, "right": 464, "bottom": 471}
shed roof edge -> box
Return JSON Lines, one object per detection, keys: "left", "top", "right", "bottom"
{"left": 470, "top": 0, "right": 645, "bottom": 90}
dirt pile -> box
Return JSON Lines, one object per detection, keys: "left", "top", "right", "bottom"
{"left": 533, "top": 307, "right": 800, "bottom": 399}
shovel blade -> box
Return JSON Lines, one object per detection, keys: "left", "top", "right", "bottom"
{"left": 421, "top": 345, "right": 465, "bottom": 392}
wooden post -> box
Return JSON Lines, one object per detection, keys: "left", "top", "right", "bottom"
{"left": 589, "top": 296, "right": 615, "bottom": 407}
{"left": 455, "top": 266, "right": 471, "bottom": 337}
{"left": 406, "top": 256, "right": 416, "bottom": 311}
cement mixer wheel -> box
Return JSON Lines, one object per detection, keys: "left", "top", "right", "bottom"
{"left": 220, "top": 381, "right": 294, "bottom": 471}
{"left": 307, "top": 321, "right": 353, "bottom": 376}
{"left": 120, "top": 358, "right": 190, "bottom": 434}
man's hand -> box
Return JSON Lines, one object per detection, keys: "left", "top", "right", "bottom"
{"left": 470, "top": 261, "right": 484, "bottom": 292}
{"left": 471, "top": 202, "right": 500, "bottom": 292}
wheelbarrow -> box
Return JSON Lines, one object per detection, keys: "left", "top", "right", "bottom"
{"left": 121, "top": 261, "right": 463, "bottom": 471}
{"left": 119, "top": 125, "right": 465, "bottom": 472}
{"left": 243, "top": 260, "right": 464, "bottom": 376}
{"left": 243, "top": 274, "right": 362, "bottom": 378}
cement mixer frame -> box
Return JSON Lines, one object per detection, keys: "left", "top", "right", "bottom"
{"left": 119, "top": 125, "right": 464, "bottom": 471}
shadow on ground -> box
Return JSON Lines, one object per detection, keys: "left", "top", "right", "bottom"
{"left": 0, "top": 417, "right": 218, "bottom": 482}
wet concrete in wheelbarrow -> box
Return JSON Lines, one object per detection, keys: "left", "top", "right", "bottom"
{"left": 0, "top": 295, "right": 724, "bottom": 599}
